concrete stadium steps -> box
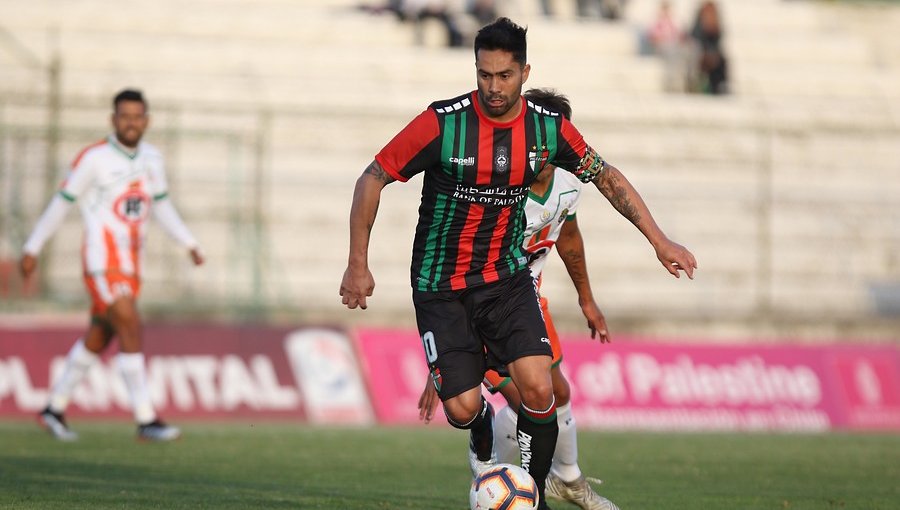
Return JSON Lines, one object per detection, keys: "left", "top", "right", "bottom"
{"left": 5, "top": 1, "right": 385, "bottom": 45}
{"left": 3, "top": 0, "right": 899, "bottom": 330}
{"left": 5, "top": 0, "right": 898, "bottom": 108}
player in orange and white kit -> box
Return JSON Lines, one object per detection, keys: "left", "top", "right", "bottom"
{"left": 20, "top": 89, "right": 203, "bottom": 442}
{"left": 419, "top": 89, "right": 619, "bottom": 510}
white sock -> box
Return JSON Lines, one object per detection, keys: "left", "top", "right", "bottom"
{"left": 48, "top": 339, "right": 99, "bottom": 413}
{"left": 550, "top": 403, "right": 583, "bottom": 482}
{"left": 116, "top": 352, "right": 157, "bottom": 424}
{"left": 493, "top": 404, "right": 520, "bottom": 464}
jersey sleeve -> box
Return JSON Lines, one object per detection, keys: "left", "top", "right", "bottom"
{"left": 22, "top": 194, "right": 72, "bottom": 255}
{"left": 153, "top": 198, "right": 198, "bottom": 248}
{"left": 374, "top": 108, "right": 441, "bottom": 182}
{"left": 59, "top": 149, "right": 99, "bottom": 201}
{"left": 550, "top": 118, "right": 588, "bottom": 171}
{"left": 551, "top": 119, "right": 606, "bottom": 183}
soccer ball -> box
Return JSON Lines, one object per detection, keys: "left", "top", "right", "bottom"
{"left": 469, "top": 463, "right": 539, "bottom": 510}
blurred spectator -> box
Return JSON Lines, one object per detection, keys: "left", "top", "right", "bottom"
{"left": 575, "top": 0, "right": 627, "bottom": 20}
{"left": 599, "top": 0, "right": 627, "bottom": 20}
{"left": 639, "top": 0, "right": 690, "bottom": 93}
{"left": 467, "top": 0, "right": 498, "bottom": 25}
{"left": 538, "top": 0, "right": 553, "bottom": 17}
{"left": 689, "top": 0, "right": 729, "bottom": 94}
{"left": 646, "top": 0, "right": 681, "bottom": 54}
{"left": 359, "top": 0, "right": 465, "bottom": 48}
{"left": 409, "top": 0, "right": 465, "bottom": 47}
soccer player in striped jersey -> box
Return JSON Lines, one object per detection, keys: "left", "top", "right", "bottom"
{"left": 341, "top": 18, "right": 696, "bottom": 508}
{"left": 20, "top": 89, "right": 203, "bottom": 442}
{"left": 420, "top": 88, "right": 619, "bottom": 510}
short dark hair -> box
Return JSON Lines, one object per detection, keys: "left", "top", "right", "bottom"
{"left": 113, "top": 89, "right": 147, "bottom": 112}
{"left": 524, "top": 88, "right": 572, "bottom": 120}
{"left": 474, "top": 17, "right": 527, "bottom": 66}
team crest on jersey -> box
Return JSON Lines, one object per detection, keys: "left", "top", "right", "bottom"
{"left": 528, "top": 145, "right": 550, "bottom": 174}
{"left": 113, "top": 182, "right": 151, "bottom": 224}
{"left": 494, "top": 145, "right": 509, "bottom": 173}
{"left": 430, "top": 368, "right": 442, "bottom": 392}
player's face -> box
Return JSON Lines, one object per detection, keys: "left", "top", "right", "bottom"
{"left": 112, "top": 100, "right": 149, "bottom": 148}
{"left": 475, "top": 49, "right": 530, "bottom": 122}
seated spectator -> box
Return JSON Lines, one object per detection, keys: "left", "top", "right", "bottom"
{"left": 646, "top": 0, "right": 681, "bottom": 55}
{"left": 358, "top": 0, "right": 464, "bottom": 48}
{"left": 689, "top": 0, "right": 729, "bottom": 94}
{"left": 575, "top": 0, "right": 627, "bottom": 21}
{"left": 467, "top": 0, "right": 498, "bottom": 25}
{"left": 599, "top": 0, "right": 627, "bottom": 20}
{"left": 640, "top": 0, "right": 690, "bottom": 93}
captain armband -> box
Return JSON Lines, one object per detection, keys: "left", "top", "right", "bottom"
{"left": 573, "top": 146, "right": 607, "bottom": 183}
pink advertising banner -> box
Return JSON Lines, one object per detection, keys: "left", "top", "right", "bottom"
{"left": 0, "top": 324, "right": 373, "bottom": 424}
{"left": 354, "top": 328, "right": 900, "bottom": 432}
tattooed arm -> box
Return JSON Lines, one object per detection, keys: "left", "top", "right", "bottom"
{"left": 340, "top": 160, "right": 396, "bottom": 309}
{"left": 591, "top": 163, "right": 698, "bottom": 279}
{"left": 556, "top": 216, "right": 610, "bottom": 342}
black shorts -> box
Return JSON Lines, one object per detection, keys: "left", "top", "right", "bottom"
{"left": 412, "top": 270, "right": 551, "bottom": 400}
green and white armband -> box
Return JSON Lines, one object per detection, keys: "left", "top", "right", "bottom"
{"left": 573, "top": 146, "right": 607, "bottom": 183}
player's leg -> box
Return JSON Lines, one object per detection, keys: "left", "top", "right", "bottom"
{"left": 413, "top": 289, "right": 495, "bottom": 476}
{"left": 485, "top": 293, "right": 587, "bottom": 472}
{"left": 107, "top": 296, "right": 153, "bottom": 421}
{"left": 478, "top": 271, "right": 558, "bottom": 507}
{"left": 541, "top": 296, "right": 581, "bottom": 482}
{"left": 542, "top": 303, "right": 619, "bottom": 510}
{"left": 105, "top": 273, "right": 179, "bottom": 441}
{"left": 484, "top": 371, "right": 520, "bottom": 464}
{"left": 442, "top": 385, "right": 496, "bottom": 476}
{"left": 507, "top": 354, "right": 557, "bottom": 509}
{"left": 549, "top": 365, "right": 581, "bottom": 478}
{"left": 38, "top": 318, "right": 112, "bottom": 441}
{"left": 38, "top": 274, "right": 119, "bottom": 440}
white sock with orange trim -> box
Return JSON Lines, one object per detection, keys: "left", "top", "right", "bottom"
{"left": 116, "top": 352, "right": 157, "bottom": 424}
{"left": 47, "top": 338, "right": 99, "bottom": 413}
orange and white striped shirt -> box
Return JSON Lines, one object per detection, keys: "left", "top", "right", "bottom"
{"left": 24, "top": 135, "right": 197, "bottom": 277}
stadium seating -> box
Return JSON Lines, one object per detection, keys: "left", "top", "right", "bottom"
{"left": 1, "top": 0, "right": 898, "bottom": 337}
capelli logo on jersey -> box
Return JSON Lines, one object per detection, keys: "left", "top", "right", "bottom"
{"left": 448, "top": 156, "right": 475, "bottom": 166}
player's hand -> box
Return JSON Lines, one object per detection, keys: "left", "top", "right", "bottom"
{"left": 654, "top": 238, "right": 697, "bottom": 279}
{"left": 580, "top": 298, "right": 610, "bottom": 343}
{"left": 19, "top": 253, "right": 37, "bottom": 281}
{"left": 340, "top": 265, "right": 375, "bottom": 310}
{"left": 189, "top": 248, "right": 205, "bottom": 266}
{"left": 417, "top": 376, "right": 439, "bottom": 424}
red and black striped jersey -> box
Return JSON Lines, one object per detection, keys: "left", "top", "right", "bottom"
{"left": 376, "top": 91, "right": 589, "bottom": 292}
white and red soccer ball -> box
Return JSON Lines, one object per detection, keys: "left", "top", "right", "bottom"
{"left": 470, "top": 463, "right": 539, "bottom": 510}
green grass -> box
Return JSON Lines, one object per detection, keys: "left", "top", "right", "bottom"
{"left": 0, "top": 421, "right": 898, "bottom": 509}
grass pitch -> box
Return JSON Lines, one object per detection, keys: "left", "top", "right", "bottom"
{"left": 0, "top": 421, "right": 897, "bottom": 509}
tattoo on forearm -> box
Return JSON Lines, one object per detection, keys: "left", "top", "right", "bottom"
{"left": 364, "top": 161, "right": 395, "bottom": 184}
{"left": 561, "top": 248, "right": 588, "bottom": 286}
{"left": 600, "top": 172, "right": 640, "bottom": 225}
